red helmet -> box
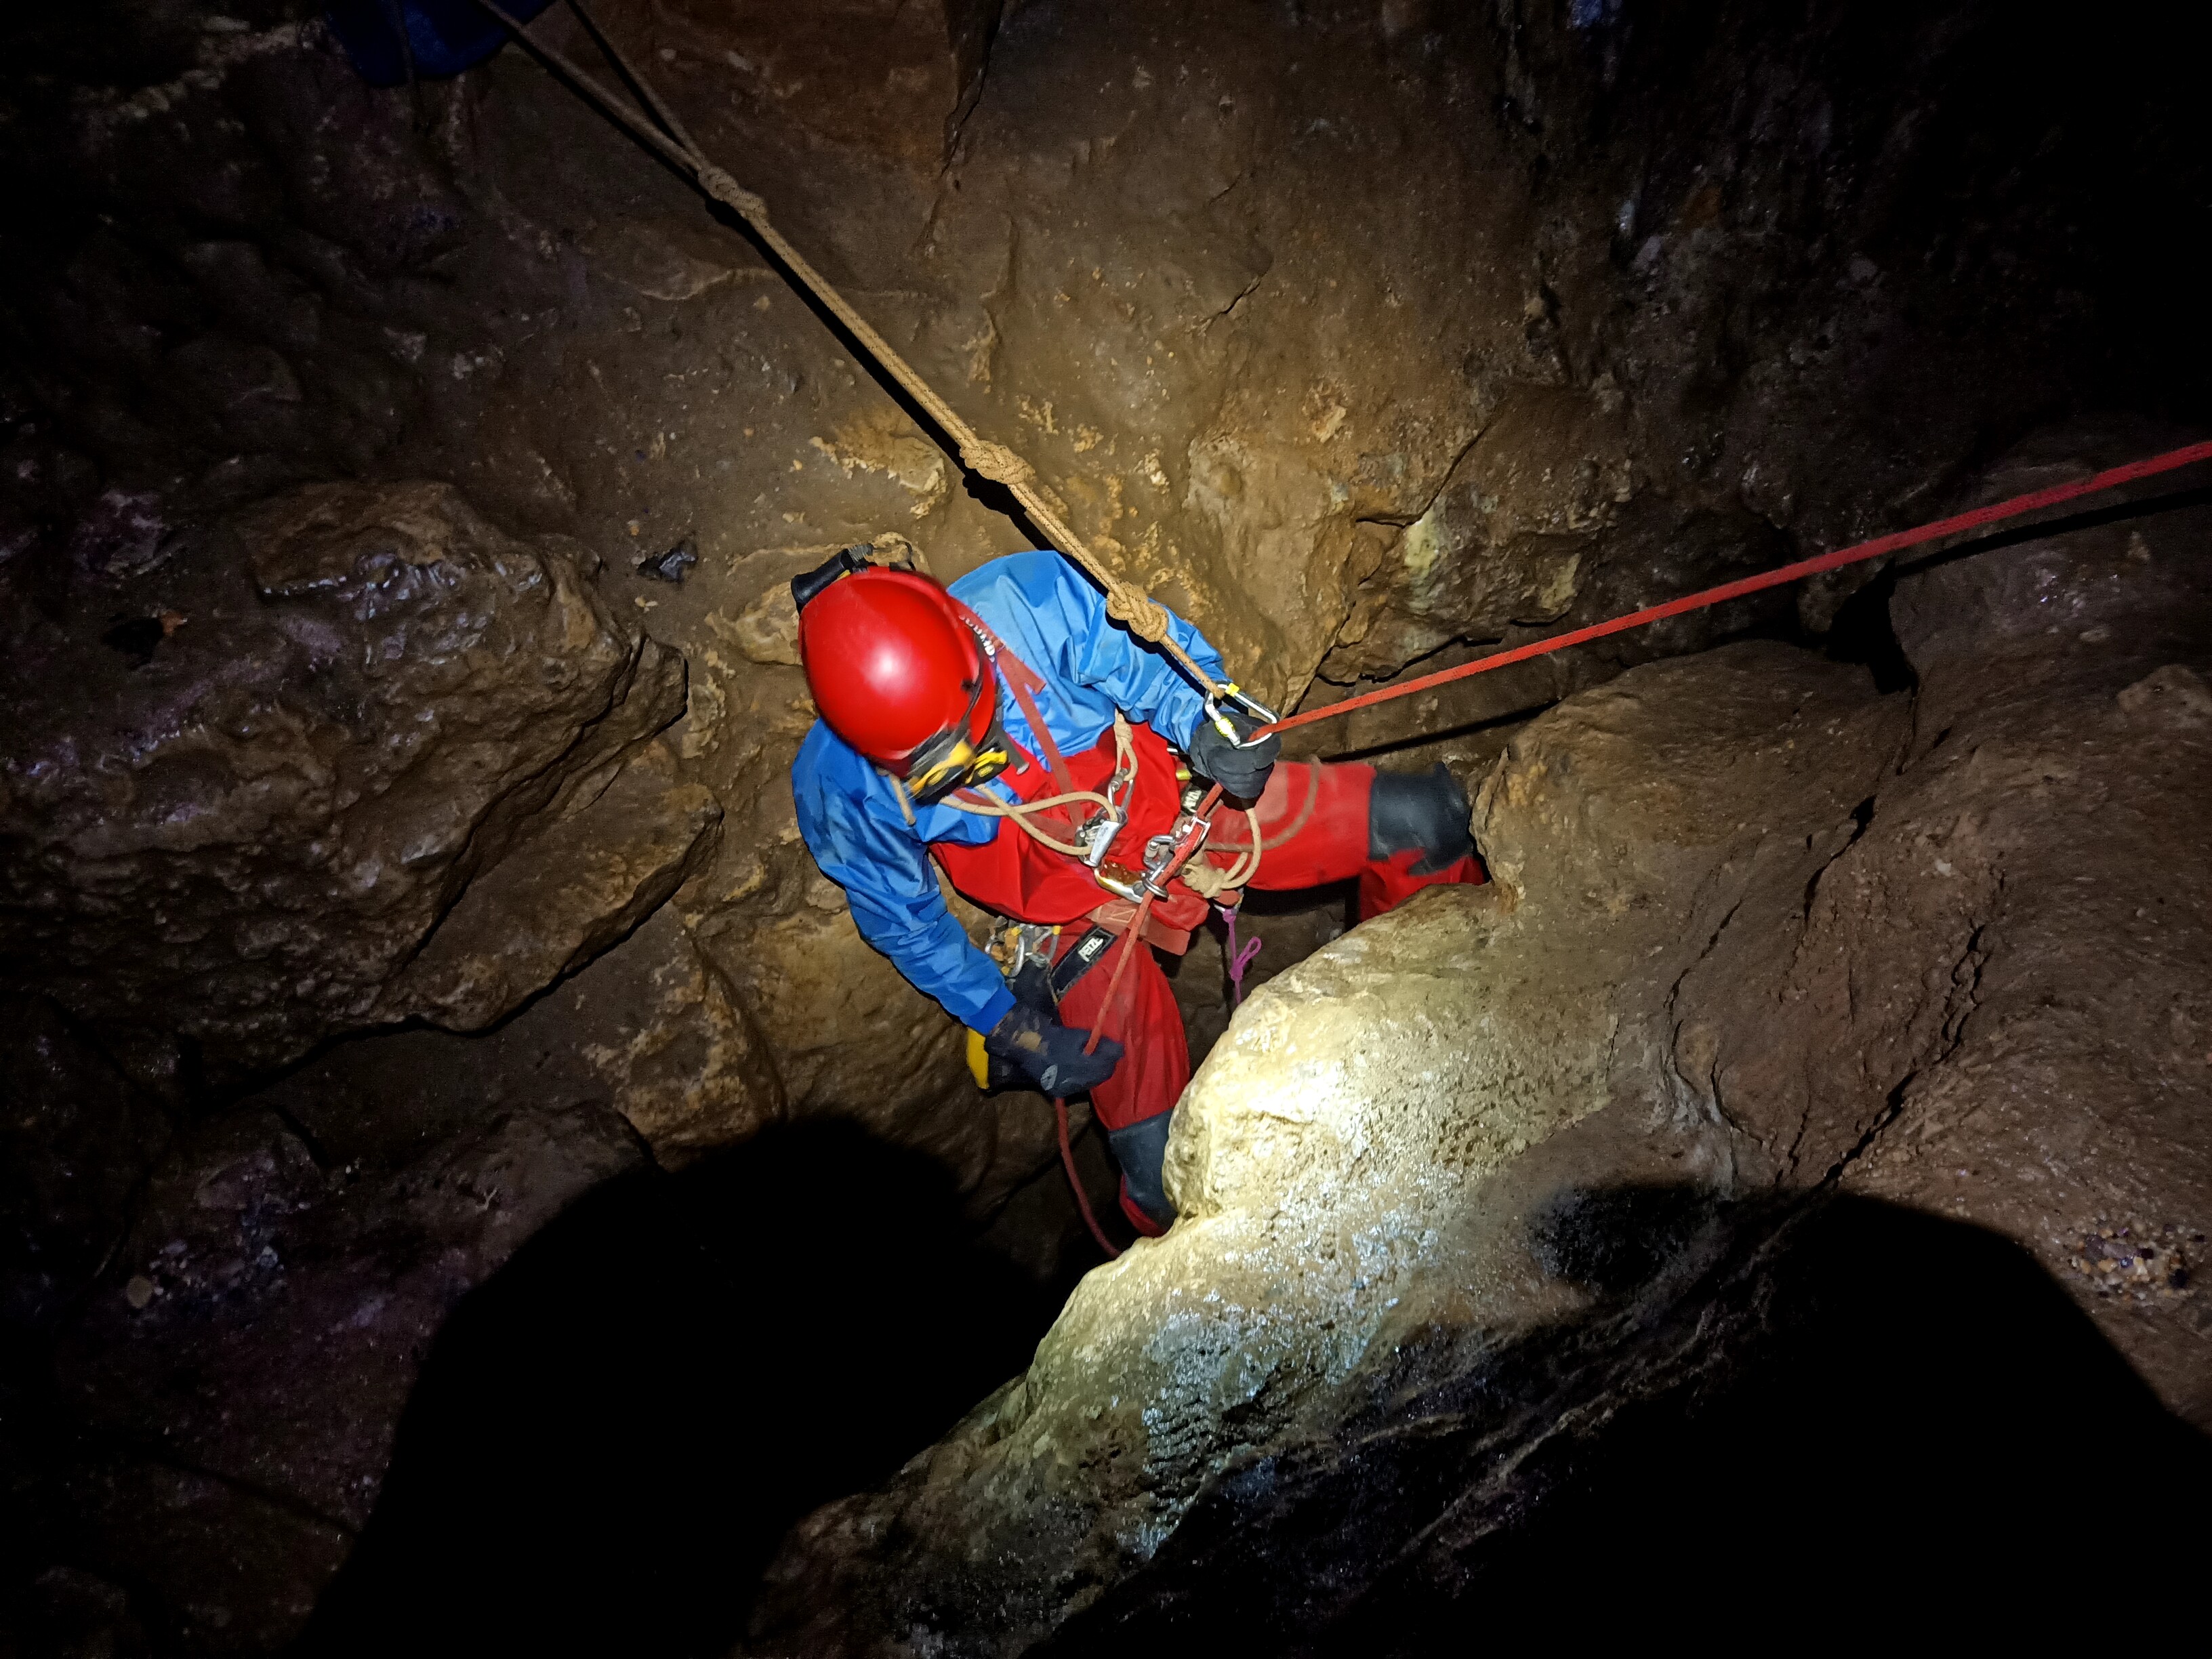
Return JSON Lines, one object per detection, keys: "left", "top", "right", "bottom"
{"left": 795, "top": 558, "right": 1006, "bottom": 794}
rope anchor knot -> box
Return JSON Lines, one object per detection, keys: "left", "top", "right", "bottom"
{"left": 962, "top": 440, "right": 1036, "bottom": 489}
{"left": 693, "top": 165, "right": 765, "bottom": 220}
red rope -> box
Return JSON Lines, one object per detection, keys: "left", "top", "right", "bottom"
{"left": 1052, "top": 1093, "right": 1120, "bottom": 1260}
{"left": 1261, "top": 440, "right": 2212, "bottom": 739}
{"left": 1046, "top": 443, "right": 2212, "bottom": 1256}
{"left": 1052, "top": 784, "right": 1225, "bottom": 1260}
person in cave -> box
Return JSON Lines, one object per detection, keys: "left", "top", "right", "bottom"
{"left": 790, "top": 545, "right": 1483, "bottom": 1235}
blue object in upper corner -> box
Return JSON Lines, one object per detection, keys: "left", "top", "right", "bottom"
{"left": 792, "top": 551, "right": 1228, "bottom": 1036}
{"left": 325, "top": 0, "right": 552, "bottom": 87}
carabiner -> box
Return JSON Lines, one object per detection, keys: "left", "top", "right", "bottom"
{"left": 1203, "top": 680, "right": 1282, "bottom": 745}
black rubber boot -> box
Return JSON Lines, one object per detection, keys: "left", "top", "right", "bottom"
{"left": 1368, "top": 762, "right": 1476, "bottom": 874}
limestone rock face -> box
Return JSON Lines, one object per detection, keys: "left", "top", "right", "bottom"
{"left": 3, "top": 0, "right": 2206, "bottom": 1639}
{"left": 7, "top": 0, "right": 2186, "bottom": 1154}
{"left": 1319, "top": 384, "right": 1627, "bottom": 682}
{"left": 640, "top": 0, "right": 1002, "bottom": 171}
{"left": 752, "top": 434, "right": 2212, "bottom": 1653}
{"left": 1675, "top": 428, "right": 2212, "bottom": 1419}
{"left": 752, "top": 642, "right": 1905, "bottom": 1654}
{"left": 0, "top": 996, "right": 171, "bottom": 1332}
{"left": 1, "top": 479, "right": 703, "bottom": 1079}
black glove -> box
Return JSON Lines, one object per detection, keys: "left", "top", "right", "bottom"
{"left": 983, "top": 1002, "right": 1123, "bottom": 1097}
{"left": 1187, "top": 710, "right": 1279, "bottom": 801}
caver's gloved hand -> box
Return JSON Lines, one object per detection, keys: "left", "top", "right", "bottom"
{"left": 983, "top": 1002, "right": 1123, "bottom": 1097}
{"left": 1187, "top": 708, "right": 1279, "bottom": 801}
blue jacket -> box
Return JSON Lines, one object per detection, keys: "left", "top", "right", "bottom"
{"left": 792, "top": 551, "right": 1228, "bottom": 1034}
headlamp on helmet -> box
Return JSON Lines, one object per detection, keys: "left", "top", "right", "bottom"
{"left": 792, "top": 546, "right": 1011, "bottom": 800}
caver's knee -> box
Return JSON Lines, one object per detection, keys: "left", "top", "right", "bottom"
{"left": 1368, "top": 762, "right": 1475, "bottom": 874}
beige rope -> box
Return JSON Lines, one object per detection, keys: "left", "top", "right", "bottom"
{"left": 481, "top": 0, "right": 1222, "bottom": 697}
{"left": 941, "top": 787, "right": 1111, "bottom": 860}
{"left": 886, "top": 766, "right": 1108, "bottom": 857}
{"left": 1181, "top": 808, "right": 1263, "bottom": 897}
{"left": 884, "top": 773, "right": 918, "bottom": 827}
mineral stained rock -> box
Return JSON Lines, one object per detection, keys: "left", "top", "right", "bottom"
{"left": 1, "top": 478, "right": 703, "bottom": 1080}
{"left": 4, "top": 0, "right": 2208, "bottom": 1643}
{"left": 752, "top": 433, "right": 2212, "bottom": 1654}
{"left": 9, "top": 0, "right": 2191, "bottom": 1141}
{"left": 51, "top": 1099, "right": 643, "bottom": 1650}
{"left": 0, "top": 996, "right": 171, "bottom": 1332}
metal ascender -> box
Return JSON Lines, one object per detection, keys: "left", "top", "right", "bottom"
{"left": 1075, "top": 735, "right": 1139, "bottom": 874}
{"left": 1104, "top": 785, "right": 1214, "bottom": 903}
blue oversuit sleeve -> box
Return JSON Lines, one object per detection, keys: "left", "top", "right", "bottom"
{"left": 1011, "top": 555, "right": 1228, "bottom": 752}
{"left": 792, "top": 727, "right": 1017, "bottom": 1034}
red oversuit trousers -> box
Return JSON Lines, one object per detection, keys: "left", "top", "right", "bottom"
{"left": 1051, "top": 759, "right": 1483, "bottom": 1232}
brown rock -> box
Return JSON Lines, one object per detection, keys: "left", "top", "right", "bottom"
{"left": 0, "top": 995, "right": 171, "bottom": 1332}
{"left": 751, "top": 640, "right": 1906, "bottom": 1654}
{"left": 1663, "top": 431, "right": 2212, "bottom": 1425}
{"left": 392, "top": 737, "right": 722, "bottom": 1031}
{"left": 752, "top": 431, "right": 2212, "bottom": 1650}
{"left": 1, "top": 479, "right": 695, "bottom": 1078}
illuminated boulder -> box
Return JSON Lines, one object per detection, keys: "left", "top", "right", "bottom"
{"left": 752, "top": 641, "right": 1904, "bottom": 1653}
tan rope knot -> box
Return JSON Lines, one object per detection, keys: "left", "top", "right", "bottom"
{"left": 1179, "top": 858, "right": 1235, "bottom": 899}
{"left": 1103, "top": 585, "right": 1172, "bottom": 642}
{"left": 962, "top": 440, "right": 1036, "bottom": 488}
{"left": 695, "top": 165, "right": 765, "bottom": 220}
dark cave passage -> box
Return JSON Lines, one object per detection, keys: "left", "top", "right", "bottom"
{"left": 299, "top": 1120, "right": 1070, "bottom": 1656}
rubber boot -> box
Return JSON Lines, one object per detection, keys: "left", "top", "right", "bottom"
{"left": 1108, "top": 1111, "right": 1176, "bottom": 1235}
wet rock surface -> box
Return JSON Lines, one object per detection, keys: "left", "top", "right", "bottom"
{"left": 8, "top": 1094, "right": 643, "bottom": 1654}
{"left": 6, "top": 0, "right": 2199, "bottom": 1125}
{"left": 750, "top": 434, "right": 2212, "bottom": 1653}
{"left": 1, "top": 997, "right": 171, "bottom": 1336}
{"left": 1, "top": 478, "right": 697, "bottom": 1079}
{"left": 1, "top": 0, "right": 2207, "bottom": 1648}
{"left": 752, "top": 642, "right": 1905, "bottom": 1652}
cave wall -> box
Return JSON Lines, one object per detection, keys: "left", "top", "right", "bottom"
{"left": 751, "top": 430, "right": 2212, "bottom": 1654}
{"left": 2, "top": 0, "right": 2206, "bottom": 1650}
{"left": 6, "top": 0, "right": 2194, "bottom": 1154}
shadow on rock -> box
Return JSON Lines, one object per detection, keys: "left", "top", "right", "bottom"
{"left": 1047, "top": 1193, "right": 2212, "bottom": 1653}
{"left": 297, "top": 1119, "right": 1057, "bottom": 1658}
{"left": 1458, "top": 1195, "right": 2212, "bottom": 1624}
